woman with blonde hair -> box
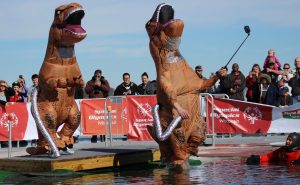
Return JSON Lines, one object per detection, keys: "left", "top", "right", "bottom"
{"left": 17, "top": 75, "right": 28, "bottom": 102}
{"left": 246, "top": 64, "right": 262, "bottom": 103}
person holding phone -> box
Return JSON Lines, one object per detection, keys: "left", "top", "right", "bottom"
{"left": 85, "top": 69, "right": 110, "bottom": 143}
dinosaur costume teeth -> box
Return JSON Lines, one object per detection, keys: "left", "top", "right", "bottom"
{"left": 26, "top": 3, "right": 86, "bottom": 157}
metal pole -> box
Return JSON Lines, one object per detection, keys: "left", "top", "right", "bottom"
{"left": 107, "top": 105, "right": 113, "bottom": 146}
{"left": 211, "top": 96, "right": 215, "bottom": 147}
{"left": 200, "top": 93, "right": 215, "bottom": 147}
{"left": 104, "top": 99, "right": 108, "bottom": 147}
{"left": 8, "top": 114, "right": 13, "bottom": 158}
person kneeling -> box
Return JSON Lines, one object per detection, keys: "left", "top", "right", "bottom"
{"left": 246, "top": 132, "right": 300, "bottom": 166}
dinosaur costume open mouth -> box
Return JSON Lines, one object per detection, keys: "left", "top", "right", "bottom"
{"left": 63, "top": 8, "right": 86, "bottom": 36}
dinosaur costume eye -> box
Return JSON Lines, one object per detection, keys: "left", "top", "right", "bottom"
{"left": 56, "top": 10, "right": 61, "bottom": 15}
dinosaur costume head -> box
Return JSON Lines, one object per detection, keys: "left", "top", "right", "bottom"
{"left": 51, "top": 3, "right": 86, "bottom": 45}
{"left": 146, "top": 4, "right": 183, "bottom": 41}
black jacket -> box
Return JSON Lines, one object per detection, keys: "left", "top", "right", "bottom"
{"left": 114, "top": 82, "right": 139, "bottom": 96}
{"left": 137, "top": 80, "right": 157, "bottom": 95}
{"left": 0, "top": 87, "right": 14, "bottom": 105}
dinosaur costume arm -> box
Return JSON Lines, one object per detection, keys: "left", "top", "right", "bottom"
{"left": 44, "top": 76, "right": 78, "bottom": 89}
{"left": 45, "top": 77, "right": 58, "bottom": 89}
{"left": 198, "top": 74, "right": 220, "bottom": 93}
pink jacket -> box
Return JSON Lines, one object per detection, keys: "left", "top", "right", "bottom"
{"left": 263, "top": 56, "right": 281, "bottom": 70}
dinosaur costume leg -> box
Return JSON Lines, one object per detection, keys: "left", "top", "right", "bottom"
{"left": 58, "top": 104, "right": 81, "bottom": 146}
{"left": 151, "top": 93, "right": 204, "bottom": 165}
{"left": 172, "top": 94, "right": 203, "bottom": 164}
{"left": 27, "top": 104, "right": 65, "bottom": 155}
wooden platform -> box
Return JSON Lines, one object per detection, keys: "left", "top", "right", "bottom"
{"left": 0, "top": 146, "right": 160, "bottom": 172}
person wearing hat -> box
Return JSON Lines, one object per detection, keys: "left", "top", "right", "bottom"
{"left": 9, "top": 81, "right": 24, "bottom": 102}
{"left": 0, "top": 80, "right": 15, "bottom": 148}
{"left": 246, "top": 132, "right": 300, "bottom": 166}
{"left": 0, "top": 80, "right": 15, "bottom": 106}
{"left": 195, "top": 65, "right": 206, "bottom": 79}
{"left": 279, "top": 86, "right": 293, "bottom": 107}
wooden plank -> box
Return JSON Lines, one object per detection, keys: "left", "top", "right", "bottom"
{"left": 0, "top": 159, "right": 51, "bottom": 172}
{"left": 0, "top": 149, "right": 161, "bottom": 172}
{"left": 51, "top": 149, "right": 160, "bottom": 171}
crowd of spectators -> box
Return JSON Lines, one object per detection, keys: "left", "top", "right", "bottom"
{"left": 1, "top": 49, "right": 300, "bottom": 146}
{"left": 1, "top": 49, "right": 300, "bottom": 108}
{"left": 208, "top": 50, "right": 300, "bottom": 107}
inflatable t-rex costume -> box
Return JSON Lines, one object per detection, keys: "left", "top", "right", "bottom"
{"left": 146, "top": 4, "right": 222, "bottom": 167}
{"left": 26, "top": 3, "right": 86, "bottom": 157}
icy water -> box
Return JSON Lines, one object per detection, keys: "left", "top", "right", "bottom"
{"left": 3, "top": 158, "right": 300, "bottom": 184}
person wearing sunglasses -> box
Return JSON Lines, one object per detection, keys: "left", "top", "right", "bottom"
{"left": 277, "top": 63, "right": 293, "bottom": 95}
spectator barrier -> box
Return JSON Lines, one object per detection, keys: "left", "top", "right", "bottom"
{"left": 1, "top": 95, "right": 300, "bottom": 147}
{"left": 200, "top": 93, "right": 229, "bottom": 146}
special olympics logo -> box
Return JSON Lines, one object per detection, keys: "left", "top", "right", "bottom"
{"left": 137, "top": 103, "right": 152, "bottom": 117}
{"left": 243, "top": 107, "right": 262, "bottom": 125}
{"left": 0, "top": 113, "right": 19, "bottom": 131}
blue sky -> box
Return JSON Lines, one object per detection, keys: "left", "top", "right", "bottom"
{"left": 1, "top": 0, "right": 300, "bottom": 89}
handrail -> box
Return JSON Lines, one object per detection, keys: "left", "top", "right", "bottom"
{"left": 200, "top": 93, "right": 229, "bottom": 147}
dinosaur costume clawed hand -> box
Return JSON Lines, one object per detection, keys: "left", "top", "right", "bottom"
{"left": 146, "top": 4, "right": 225, "bottom": 168}
{"left": 26, "top": 3, "right": 86, "bottom": 157}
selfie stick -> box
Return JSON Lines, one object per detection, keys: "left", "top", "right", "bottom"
{"left": 224, "top": 26, "right": 251, "bottom": 68}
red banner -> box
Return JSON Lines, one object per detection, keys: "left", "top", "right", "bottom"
{"left": 80, "top": 99, "right": 106, "bottom": 135}
{"left": 80, "top": 98, "right": 125, "bottom": 135}
{"left": 0, "top": 102, "right": 28, "bottom": 141}
{"left": 206, "top": 97, "right": 273, "bottom": 134}
{"left": 126, "top": 96, "right": 157, "bottom": 141}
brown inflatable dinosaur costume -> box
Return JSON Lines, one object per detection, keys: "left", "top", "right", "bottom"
{"left": 26, "top": 3, "right": 86, "bottom": 156}
{"left": 146, "top": 4, "right": 225, "bottom": 168}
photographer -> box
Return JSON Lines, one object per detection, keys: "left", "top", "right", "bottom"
{"left": 288, "top": 57, "right": 300, "bottom": 104}
{"left": 85, "top": 69, "right": 110, "bottom": 99}
{"left": 85, "top": 69, "right": 110, "bottom": 143}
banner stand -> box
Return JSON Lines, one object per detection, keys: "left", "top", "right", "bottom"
{"left": 8, "top": 115, "right": 13, "bottom": 158}
{"left": 200, "top": 93, "right": 229, "bottom": 147}
{"left": 107, "top": 106, "right": 112, "bottom": 147}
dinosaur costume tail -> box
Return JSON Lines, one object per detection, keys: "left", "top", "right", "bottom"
{"left": 28, "top": 88, "right": 60, "bottom": 158}
{"left": 152, "top": 104, "right": 182, "bottom": 141}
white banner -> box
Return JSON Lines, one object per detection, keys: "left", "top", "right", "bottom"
{"left": 268, "top": 102, "right": 300, "bottom": 133}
